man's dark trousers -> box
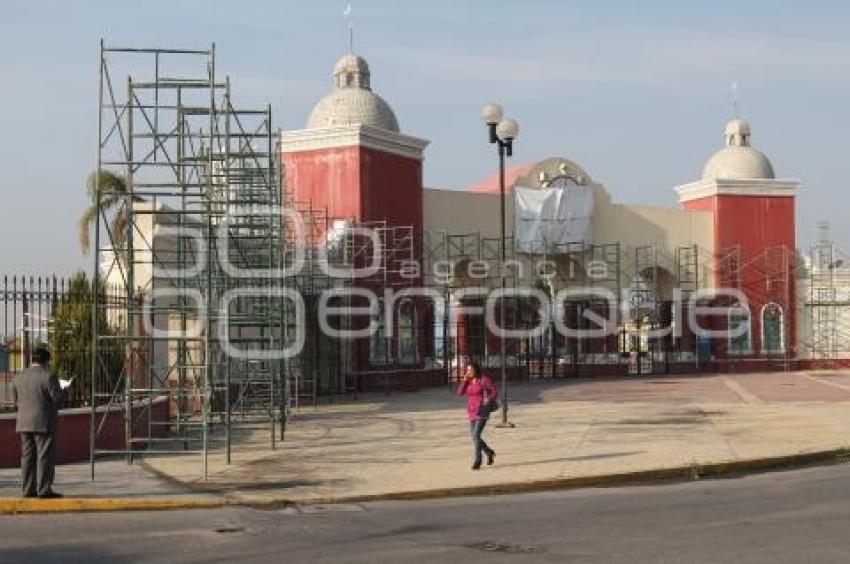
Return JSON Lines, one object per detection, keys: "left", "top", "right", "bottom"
{"left": 19, "top": 432, "right": 56, "bottom": 497}
{"left": 12, "top": 363, "right": 64, "bottom": 497}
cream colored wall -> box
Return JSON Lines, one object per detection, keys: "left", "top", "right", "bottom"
{"left": 424, "top": 185, "right": 712, "bottom": 253}
{"left": 424, "top": 179, "right": 716, "bottom": 289}
{"left": 597, "top": 202, "right": 714, "bottom": 253}
{"left": 423, "top": 188, "right": 513, "bottom": 240}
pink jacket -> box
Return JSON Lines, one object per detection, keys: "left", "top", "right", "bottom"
{"left": 457, "top": 375, "right": 499, "bottom": 421}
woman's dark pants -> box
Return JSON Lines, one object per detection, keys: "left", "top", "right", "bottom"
{"left": 470, "top": 417, "right": 494, "bottom": 465}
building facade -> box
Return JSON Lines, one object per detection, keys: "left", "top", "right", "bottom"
{"left": 278, "top": 52, "right": 813, "bottom": 387}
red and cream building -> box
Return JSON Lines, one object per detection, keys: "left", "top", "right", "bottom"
{"left": 280, "top": 52, "right": 806, "bottom": 381}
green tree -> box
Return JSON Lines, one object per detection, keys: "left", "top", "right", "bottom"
{"left": 50, "top": 272, "right": 122, "bottom": 406}
{"left": 78, "top": 169, "right": 142, "bottom": 255}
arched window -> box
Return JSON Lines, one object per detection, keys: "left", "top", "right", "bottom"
{"left": 761, "top": 303, "right": 785, "bottom": 354}
{"left": 727, "top": 307, "right": 752, "bottom": 355}
{"left": 369, "top": 301, "right": 389, "bottom": 365}
{"left": 398, "top": 300, "right": 417, "bottom": 364}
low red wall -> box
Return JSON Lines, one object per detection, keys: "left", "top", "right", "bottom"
{"left": 660, "top": 359, "right": 850, "bottom": 375}
{"left": 0, "top": 397, "right": 169, "bottom": 469}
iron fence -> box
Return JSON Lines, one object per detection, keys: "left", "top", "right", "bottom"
{"left": 0, "top": 274, "right": 123, "bottom": 410}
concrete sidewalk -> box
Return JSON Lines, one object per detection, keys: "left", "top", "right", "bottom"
{"left": 142, "top": 371, "right": 850, "bottom": 503}
{"left": 0, "top": 458, "right": 221, "bottom": 514}
{"left": 4, "top": 371, "right": 850, "bottom": 511}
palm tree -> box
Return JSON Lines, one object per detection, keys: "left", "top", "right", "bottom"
{"left": 78, "top": 170, "right": 142, "bottom": 255}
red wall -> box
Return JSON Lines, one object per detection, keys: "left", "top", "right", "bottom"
{"left": 0, "top": 398, "right": 169, "bottom": 468}
{"left": 284, "top": 146, "right": 363, "bottom": 219}
{"left": 283, "top": 143, "right": 426, "bottom": 371}
{"left": 283, "top": 145, "right": 424, "bottom": 235}
{"left": 682, "top": 194, "right": 796, "bottom": 356}
{"left": 359, "top": 147, "right": 423, "bottom": 229}
{"left": 681, "top": 195, "right": 795, "bottom": 257}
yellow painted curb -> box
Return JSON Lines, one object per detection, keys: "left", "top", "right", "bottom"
{"left": 3, "top": 448, "right": 849, "bottom": 515}
{"left": 0, "top": 497, "right": 225, "bottom": 515}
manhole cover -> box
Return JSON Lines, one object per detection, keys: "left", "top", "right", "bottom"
{"left": 462, "top": 540, "right": 545, "bottom": 554}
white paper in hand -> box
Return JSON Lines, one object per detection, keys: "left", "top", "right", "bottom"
{"left": 59, "top": 378, "right": 73, "bottom": 390}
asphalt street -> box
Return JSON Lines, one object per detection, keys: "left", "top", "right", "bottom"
{"left": 2, "top": 464, "right": 850, "bottom": 563}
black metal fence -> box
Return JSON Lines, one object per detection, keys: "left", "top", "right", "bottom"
{"left": 0, "top": 274, "right": 123, "bottom": 410}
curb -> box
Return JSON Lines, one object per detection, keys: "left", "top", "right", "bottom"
{"left": 315, "top": 447, "right": 850, "bottom": 505}
{"left": 3, "top": 447, "right": 849, "bottom": 514}
{"left": 0, "top": 497, "right": 225, "bottom": 515}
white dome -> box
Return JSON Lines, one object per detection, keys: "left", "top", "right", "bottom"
{"left": 702, "top": 118, "right": 775, "bottom": 180}
{"left": 307, "top": 89, "right": 399, "bottom": 131}
{"left": 703, "top": 147, "right": 775, "bottom": 180}
{"left": 306, "top": 54, "right": 400, "bottom": 132}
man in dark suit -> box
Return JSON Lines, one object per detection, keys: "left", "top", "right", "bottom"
{"left": 12, "top": 344, "right": 65, "bottom": 498}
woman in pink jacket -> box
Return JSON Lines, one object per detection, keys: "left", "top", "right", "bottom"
{"left": 456, "top": 362, "right": 498, "bottom": 470}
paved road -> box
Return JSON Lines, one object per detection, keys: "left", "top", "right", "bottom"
{"left": 2, "top": 464, "right": 850, "bottom": 563}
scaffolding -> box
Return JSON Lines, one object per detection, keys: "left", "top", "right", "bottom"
{"left": 714, "top": 242, "right": 794, "bottom": 368}
{"left": 802, "top": 222, "right": 850, "bottom": 360}
{"left": 91, "top": 43, "right": 284, "bottom": 478}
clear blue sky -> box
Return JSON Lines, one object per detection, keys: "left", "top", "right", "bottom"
{"left": 1, "top": 0, "right": 848, "bottom": 273}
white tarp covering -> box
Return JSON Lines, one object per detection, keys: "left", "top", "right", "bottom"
{"left": 514, "top": 185, "right": 593, "bottom": 253}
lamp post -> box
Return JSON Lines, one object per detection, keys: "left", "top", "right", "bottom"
{"left": 481, "top": 103, "right": 519, "bottom": 427}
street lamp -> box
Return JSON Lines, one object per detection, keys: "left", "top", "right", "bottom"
{"left": 481, "top": 103, "right": 519, "bottom": 427}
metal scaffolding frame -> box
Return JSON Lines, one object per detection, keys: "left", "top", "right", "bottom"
{"left": 802, "top": 223, "right": 850, "bottom": 360}
{"left": 91, "top": 43, "right": 284, "bottom": 479}
{"left": 421, "top": 230, "right": 730, "bottom": 378}
{"left": 422, "top": 234, "right": 635, "bottom": 379}
{"left": 715, "top": 243, "right": 793, "bottom": 367}
{"left": 277, "top": 197, "right": 420, "bottom": 407}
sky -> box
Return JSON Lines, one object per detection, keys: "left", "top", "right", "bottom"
{"left": 0, "top": 0, "right": 848, "bottom": 273}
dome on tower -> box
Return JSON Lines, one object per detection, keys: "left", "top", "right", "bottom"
{"left": 333, "top": 54, "right": 370, "bottom": 86}
{"left": 306, "top": 53, "right": 400, "bottom": 132}
{"left": 702, "top": 118, "right": 775, "bottom": 180}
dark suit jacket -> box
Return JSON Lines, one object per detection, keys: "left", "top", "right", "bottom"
{"left": 12, "top": 364, "right": 65, "bottom": 433}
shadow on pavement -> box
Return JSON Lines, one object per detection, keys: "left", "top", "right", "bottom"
{"left": 492, "top": 451, "right": 644, "bottom": 469}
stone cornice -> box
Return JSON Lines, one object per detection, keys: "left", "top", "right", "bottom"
{"left": 675, "top": 178, "right": 799, "bottom": 202}
{"left": 280, "top": 124, "right": 429, "bottom": 161}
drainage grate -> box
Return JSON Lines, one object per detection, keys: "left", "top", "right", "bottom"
{"left": 462, "top": 540, "right": 546, "bottom": 554}
{"left": 214, "top": 527, "right": 245, "bottom": 534}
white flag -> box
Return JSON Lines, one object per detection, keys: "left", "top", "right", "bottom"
{"left": 344, "top": 0, "right": 352, "bottom": 16}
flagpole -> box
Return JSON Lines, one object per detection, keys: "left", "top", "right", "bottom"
{"left": 731, "top": 81, "right": 739, "bottom": 118}
{"left": 344, "top": 0, "right": 353, "bottom": 53}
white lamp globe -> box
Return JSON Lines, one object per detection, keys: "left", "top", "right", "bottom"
{"left": 496, "top": 118, "right": 519, "bottom": 141}
{"left": 481, "top": 103, "right": 504, "bottom": 125}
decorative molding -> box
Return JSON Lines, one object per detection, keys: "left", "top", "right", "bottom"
{"left": 675, "top": 178, "right": 798, "bottom": 202}
{"left": 518, "top": 157, "right": 593, "bottom": 189}
{"left": 281, "top": 124, "right": 429, "bottom": 161}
